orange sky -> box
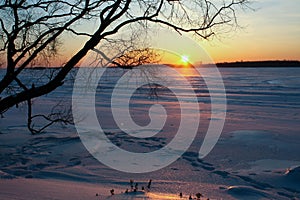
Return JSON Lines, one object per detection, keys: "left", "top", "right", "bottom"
{"left": 60, "top": 0, "right": 300, "bottom": 66}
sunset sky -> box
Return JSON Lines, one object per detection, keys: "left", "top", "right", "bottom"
{"left": 202, "top": 0, "right": 300, "bottom": 62}
{"left": 64, "top": 0, "right": 300, "bottom": 65}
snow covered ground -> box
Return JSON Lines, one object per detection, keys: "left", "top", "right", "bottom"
{"left": 1, "top": 67, "right": 300, "bottom": 199}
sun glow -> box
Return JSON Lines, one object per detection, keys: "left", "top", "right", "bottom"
{"left": 181, "top": 55, "right": 189, "bottom": 64}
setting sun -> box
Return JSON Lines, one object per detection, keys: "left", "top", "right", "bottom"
{"left": 181, "top": 55, "right": 189, "bottom": 65}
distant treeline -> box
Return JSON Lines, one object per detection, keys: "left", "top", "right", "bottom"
{"left": 207, "top": 60, "right": 300, "bottom": 68}
{"left": 15, "top": 60, "right": 300, "bottom": 69}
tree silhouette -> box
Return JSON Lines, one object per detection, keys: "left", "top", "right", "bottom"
{"left": 0, "top": 0, "right": 248, "bottom": 133}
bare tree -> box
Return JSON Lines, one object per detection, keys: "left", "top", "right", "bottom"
{"left": 112, "top": 48, "right": 161, "bottom": 68}
{"left": 0, "top": 0, "right": 249, "bottom": 133}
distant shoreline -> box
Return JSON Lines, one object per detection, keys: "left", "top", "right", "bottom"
{"left": 207, "top": 60, "right": 300, "bottom": 68}
{"left": 2, "top": 60, "right": 300, "bottom": 70}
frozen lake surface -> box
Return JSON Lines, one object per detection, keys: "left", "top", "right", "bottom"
{"left": 1, "top": 67, "right": 300, "bottom": 199}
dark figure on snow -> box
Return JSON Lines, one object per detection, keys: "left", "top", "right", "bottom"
{"left": 110, "top": 189, "right": 114, "bottom": 195}
{"left": 147, "top": 179, "right": 152, "bottom": 189}
{"left": 196, "top": 192, "right": 203, "bottom": 199}
{"left": 179, "top": 192, "right": 183, "bottom": 198}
